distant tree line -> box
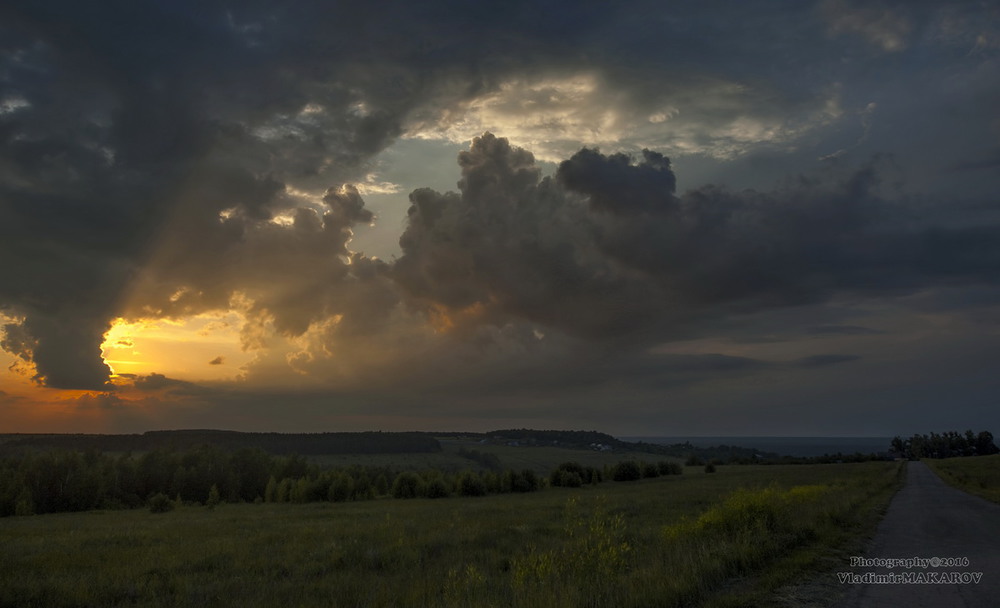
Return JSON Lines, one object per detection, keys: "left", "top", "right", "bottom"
{"left": 0, "top": 444, "right": 689, "bottom": 517}
{"left": 481, "top": 429, "right": 624, "bottom": 448}
{"left": 0, "top": 430, "right": 441, "bottom": 456}
{"left": 890, "top": 430, "right": 998, "bottom": 460}
{"left": 0, "top": 445, "right": 546, "bottom": 517}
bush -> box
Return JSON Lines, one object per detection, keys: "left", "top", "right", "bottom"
{"left": 551, "top": 462, "right": 601, "bottom": 487}
{"left": 328, "top": 474, "right": 354, "bottom": 502}
{"left": 505, "top": 469, "right": 540, "bottom": 493}
{"left": 391, "top": 472, "right": 423, "bottom": 499}
{"left": 612, "top": 461, "right": 642, "bottom": 482}
{"left": 458, "top": 472, "right": 487, "bottom": 497}
{"left": 426, "top": 478, "right": 451, "bottom": 499}
{"left": 641, "top": 462, "right": 660, "bottom": 479}
{"left": 658, "top": 461, "right": 683, "bottom": 475}
{"left": 704, "top": 463, "right": 717, "bottom": 474}
{"left": 147, "top": 492, "right": 174, "bottom": 513}
{"left": 551, "top": 470, "right": 583, "bottom": 487}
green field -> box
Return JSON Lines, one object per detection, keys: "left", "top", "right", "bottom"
{"left": 0, "top": 460, "right": 902, "bottom": 608}
{"left": 924, "top": 454, "right": 1000, "bottom": 504}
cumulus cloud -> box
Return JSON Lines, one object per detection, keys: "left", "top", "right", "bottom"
{"left": 405, "top": 73, "right": 842, "bottom": 161}
{"left": 2, "top": 0, "right": 998, "bottom": 402}
{"left": 387, "top": 131, "right": 1000, "bottom": 387}
{"left": 74, "top": 392, "right": 128, "bottom": 410}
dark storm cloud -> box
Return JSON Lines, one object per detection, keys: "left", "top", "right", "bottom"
{"left": 810, "top": 325, "right": 884, "bottom": 336}
{"left": 394, "top": 133, "right": 664, "bottom": 338}
{"left": 1, "top": 0, "right": 998, "bottom": 395}
{"left": 131, "top": 373, "right": 212, "bottom": 397}
{"left": 795, "top": 354, "right": 861, "bottom": 367}
{"left": 948, "top": 149, "right": 1000, "bottom": 173}
{"left": 394, "top": 134, "right": 1000, "bottom": 348}
{"left": 0, "top": 0, "right": 653, "bottom": 389}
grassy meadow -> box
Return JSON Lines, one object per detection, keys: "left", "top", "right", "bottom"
{"left": 924, "top": 454, "right": 1000, "bottom": 504}
{"left": 0, "top": 459, "right": 902, "bottom": 608}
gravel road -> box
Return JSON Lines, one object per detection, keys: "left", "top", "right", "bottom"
{"left": 833, "top": 460, "right": 1000, "bottom": 608}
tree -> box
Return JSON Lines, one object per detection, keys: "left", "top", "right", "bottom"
{"left": 328, "top": 474, "right": 354, "bottom": 502}
{"left": 264, "top": 476, "right": 278, "bottom": 503}
{"left": 976, "top": 431, "right": 999, "bottom": 455}
{"left": 206, "top": 484, "right": 221, "bottom": 509}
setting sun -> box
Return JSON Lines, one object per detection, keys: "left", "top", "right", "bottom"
{"left": 100, "top": 313, "right": 253, "bottom": 383}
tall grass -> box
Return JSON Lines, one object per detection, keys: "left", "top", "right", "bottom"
{"left": 0, "top": 461, "right": 901, "bottom": 607}
{"left": 924, "top": 454, "right": 1000, "bottom": 504}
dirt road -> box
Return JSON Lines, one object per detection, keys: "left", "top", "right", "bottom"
{"left": 833, "top": 461, "right": 1000, "bottom": 608}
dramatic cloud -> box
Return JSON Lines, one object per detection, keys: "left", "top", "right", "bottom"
{"left": 1, "top": 0, "right": 998, "bottom": 435}
{"left": 395, "top": 134, "right": 1000, "bottom": 346}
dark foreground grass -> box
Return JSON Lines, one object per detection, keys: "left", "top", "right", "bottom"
{"left": 924, "top": 454, "right": 1000, "bottom": 504}
{"left": 0, "top": 461, "right": 901, "bottom": 608}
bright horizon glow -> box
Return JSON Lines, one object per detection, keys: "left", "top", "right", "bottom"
{"left": 100, "top": 313, "right": 254, "bottom": 383}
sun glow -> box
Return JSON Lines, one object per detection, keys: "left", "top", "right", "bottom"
{"left": 100, "top": 312, "right": 255, "bottom": 382}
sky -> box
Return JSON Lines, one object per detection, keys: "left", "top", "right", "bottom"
{"left": 1, "top": 0, "right": 998, "bottom": 436}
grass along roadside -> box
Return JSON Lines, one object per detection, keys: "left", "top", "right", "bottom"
{"left": 0, "top": 461, "right": 901, "bottom": 607}
{"left": 700, "top": 461, "right": 904, "bottom": 607}
{"left": 924, "top": 454, "right": 1000, "bottom": 504}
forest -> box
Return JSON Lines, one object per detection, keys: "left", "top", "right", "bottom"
{"left": 0, "top": 442, "right": 685, "bottom": 517}
{"left": 889, "top": 430, "right": 998, "bottom": 459}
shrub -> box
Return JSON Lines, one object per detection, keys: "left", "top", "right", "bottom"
{"left": 328, "top": 474, "right": 354, "bottom": 502}
{"left": 147, "top": 492, "right": 174, "bottom": 513}
{"left": 612, "top": 461, "right": 642, "bottom": 482}
{"left": 458, "top": 472, "right": 487, "bottom": 497}
{"left": 704, "top": 463, "right": 717, "bottom": 474}
{"left": 426, "top": 478, "right": 451, "bottom": 499}
{"left": 551, "top": 462, "right": 601, "bottom": 487}
{"left": 391, "top": 472, "right": 423, "bottom": 499}
{"left": 351, "top": 474, "right": 375, "bottom": 501}
{"left": 551, "top": 470, "right": 584, "bottom": 487}
{"left": 374, "top": 473, "right": 390, "bottom": 497}
{"left": 658, "top": 461, "right": 683, "bottom": 475}
{"left": 641, "top": 462, "right": 660, "bottom": 479}
{"left": 506, "top": 469, "right": 540, "bottom": 493}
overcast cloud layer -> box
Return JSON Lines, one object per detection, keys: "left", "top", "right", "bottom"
{"left": 1, "top": 0, "right": 998, "bottom": 434}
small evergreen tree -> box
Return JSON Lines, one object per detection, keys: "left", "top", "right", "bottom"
{"left": 206, "top": 484, "right": 221, "bottom": 509}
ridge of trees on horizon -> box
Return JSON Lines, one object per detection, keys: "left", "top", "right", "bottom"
{"left": 0, "top": 428, "right": 784, "bottom": 464}
{"left": 0, "top": 445, "right": 683, "bottom": 518}
{"left": 890, "top": 430, "right": 998, "bottom": 460}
